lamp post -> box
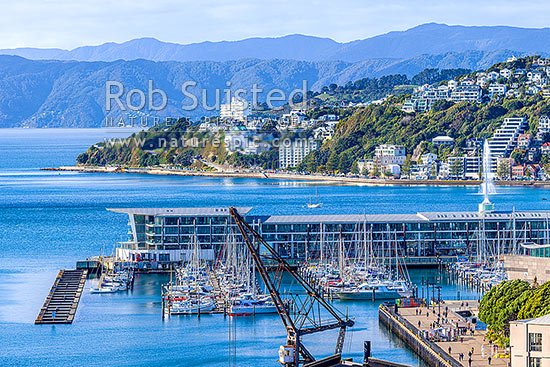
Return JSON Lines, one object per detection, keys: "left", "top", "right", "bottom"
{"left": 435, "top": 285, "right": 442, "bottom": 317}
{"left": 428, "top": 283, "right": 436, "bottom": 310}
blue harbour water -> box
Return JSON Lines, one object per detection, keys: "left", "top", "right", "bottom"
{"left": 1, "top": 128, "right": 550, "bottom": 366}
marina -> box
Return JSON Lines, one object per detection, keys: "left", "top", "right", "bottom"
{"left": 1, "top": 129, "right": 548, "bottom": 366}
{"left": 4, "top": 3, "right": 550, "bottom": 365}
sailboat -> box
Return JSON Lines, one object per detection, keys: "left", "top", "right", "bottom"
{"left": 335, "top": 230, "right": 413, "bottom": 300}
{"left": 307, "top": 187, "right": 322, "bottom": 208}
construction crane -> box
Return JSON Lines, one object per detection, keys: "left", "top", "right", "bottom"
{"left": 229, "top": 207, "right": 355, "bottom": 367}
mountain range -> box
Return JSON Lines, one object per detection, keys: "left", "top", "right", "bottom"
{"left": 2, "top": 23, "right": 550, "bottom": 63}
{"left": 1, "top": 23, "right": 550, "bottom": 128}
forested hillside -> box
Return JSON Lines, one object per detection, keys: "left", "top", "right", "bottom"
{"left": 76, "top": 58, "right": 550, "bottom": 172}
{"left": 298, "top": 94, "right": 550, "bottom": 173}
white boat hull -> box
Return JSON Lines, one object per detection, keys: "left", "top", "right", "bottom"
{"left": 336, "top": 290, "right": 402, "bottom": 300}
{"left": 228, "top": 305, "right": 277, "bottom": 316}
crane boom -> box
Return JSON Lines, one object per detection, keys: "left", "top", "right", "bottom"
{"left": 229, "top": 207, "right": 354, "bottom": 366}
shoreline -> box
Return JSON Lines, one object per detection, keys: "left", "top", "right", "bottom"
{"left": 42, "top": 166, "right": 550, "bottom": 187}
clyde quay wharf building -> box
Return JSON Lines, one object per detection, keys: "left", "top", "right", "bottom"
{"left": 108, "top": 205, "right": 550, "bottom": 269}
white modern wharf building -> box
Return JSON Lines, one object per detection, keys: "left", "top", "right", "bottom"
{"left": 109, "top": 206, "right": 550, "bottom": 268}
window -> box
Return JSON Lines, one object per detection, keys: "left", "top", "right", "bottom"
{"left": 164, "top": 227, "right": 178, "bottom": 234}
{"left": 529, "top": 357, "right": 541, "bottom": 367}
{"left": 529, "top": 333, "right": 542, "bottom": 352}
{"left": 158, "top": 254, "right": 170, "bottom": 262}
{"left": 165, "top": 217, "right": 178, "bottom": 226}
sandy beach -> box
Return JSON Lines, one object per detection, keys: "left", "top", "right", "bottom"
{"left": 42, "top": 166, "right": 550, "bottom": 187}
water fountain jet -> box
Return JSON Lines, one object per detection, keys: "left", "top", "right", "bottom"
{"left": 479, "top": 139, "right": 496, "bottom": 213}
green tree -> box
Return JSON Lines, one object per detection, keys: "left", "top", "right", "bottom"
{"left": 326, "top": 151, "right": 339, "bottom": 172}
{"left": 351, "top": 161, "right": 359, "bottom": 174}
{"left": 518, "top": 281, "right": 550, "bottom": 319}
{"left": 430, "top": 164, "right": 437, "bottom": 178}
{"left": 496, "top": 160, "right": 511, "bottom": 179}
{"left": 449, "top": 159, "right": 464, "bottom": 179}
{"left": 338, "top": 152, "right": 352, "bottom": 173}
{"left": 401, "top": 156, "right": 412, "bottom": 177}
{"left": 479, "top": 279, "right": 534, "bottom": 346}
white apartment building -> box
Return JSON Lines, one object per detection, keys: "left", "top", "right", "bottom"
{"left": 279, "top": 138, "right": 319, "bottom": 169}
{"left": 220, "top": 98, "right": 247, "bottom": 121}
{"left": 432, "top": 136, "right": 455, "bottom": 146}
{"left": 357, "top": 159, "right": 375, "bottom": 175}
{"left": 510, "top": 314, "right": 550, "bottom": 367}
{"left": 527, "top": 71, "right": 544, "bottom": 83}
{"left": 356, "top": 145, "right": 407, "bottom": 175}
{"left": 448, "top": 80, "right": 458, "bottom": 89}
{"left": 489, "top": 84, "right": 507, "bottom": 95}
{"left": 281, "top": 111, "right": 307, "bottom": 127}
{"left": 374, "top": 144, "right": 407, "bottom": 165}
{"left": 375, "top": 144, "right": 406, "bottom": 157}
{"left": 401, "top": 100, "right": 416, "bottom": 113}
{"left": 488, "top": 117, "right": 528, "bottom": 170}
{"left": 447, "top": 156, "right": 481, "bottom": 179}
{"left": 224, "top": 133, "right": 248, "bottom": 152}
{"left": 488, "top": 71, "right": 500, "bottom": 81}
{"left": 538, "top": 116, "right": 550, "bottom": 139}
{"left": 450, "top": 85, "right": 482, "bottom": 103}
{"left": 358, "top": 159, "right": 401, "bottom": 177}
{"left": 500, "top": 68, "right": 512, "bottom": 78}
{"left": 243, "top": 140, "right": 271, "bottom": 155}
{"left": 420, "top": 153, "right": 438, "bottom": 165}
{"left": 402, "top": 84, "right": 450, "bottom": 112}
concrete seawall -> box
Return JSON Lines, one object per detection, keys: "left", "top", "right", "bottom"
{"left": 378, "top": 304, "right": 458, "bottom": 367}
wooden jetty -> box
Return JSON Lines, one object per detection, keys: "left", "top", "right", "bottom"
{"left": 35, "top": 269, "right": 87, "bottom": 324}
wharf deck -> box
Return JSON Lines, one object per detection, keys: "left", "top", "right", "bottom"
{"left": 381, "top": 300, "right": 509, "bottom": 367}
{"left": 35, "top": 269, "right": 87, "bottom": 324}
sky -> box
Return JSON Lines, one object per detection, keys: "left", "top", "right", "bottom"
{"left": 2, "top": 0, "right": 550, "bottom": 49}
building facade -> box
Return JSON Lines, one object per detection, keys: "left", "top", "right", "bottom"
{"left": 510, "top": 315, "right": 550, "bottom": 367}
{"left": 110, "top": 207, "right": 550, "bottom": 267}
{"left": 489, "top": 117, "right": 528, "bottom": 171}
{"left": 278, "top": 138, "right": 319, "bottom": 168}
{"left": 220, "top": 98, "right": 247, "bottom": 121}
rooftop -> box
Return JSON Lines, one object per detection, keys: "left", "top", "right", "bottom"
{"left": 108, "top": 208, "right": 550, "bottom": 222}
{"left": 512, "top": 313, "right": 550, "bottom": 326}
{"left": 108, "top": 207, "right": 253, "bottom": 216}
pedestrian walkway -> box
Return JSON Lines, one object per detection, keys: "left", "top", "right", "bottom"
{"left": 398, "top": 300, "right": 509, "bottom": 367}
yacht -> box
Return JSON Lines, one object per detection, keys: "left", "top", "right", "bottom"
{"left": 228, "top": 294, "right": 277, "bottom": 316}
{"left": 170, "top": 298, "right": 216, "bottom": 314}
{"left": 335, "top": 280, "right": 413, "bottom": 300}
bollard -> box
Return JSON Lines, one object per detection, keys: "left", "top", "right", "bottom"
{"left": 363, "top": 341, "right": 371, "bottom": 365}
